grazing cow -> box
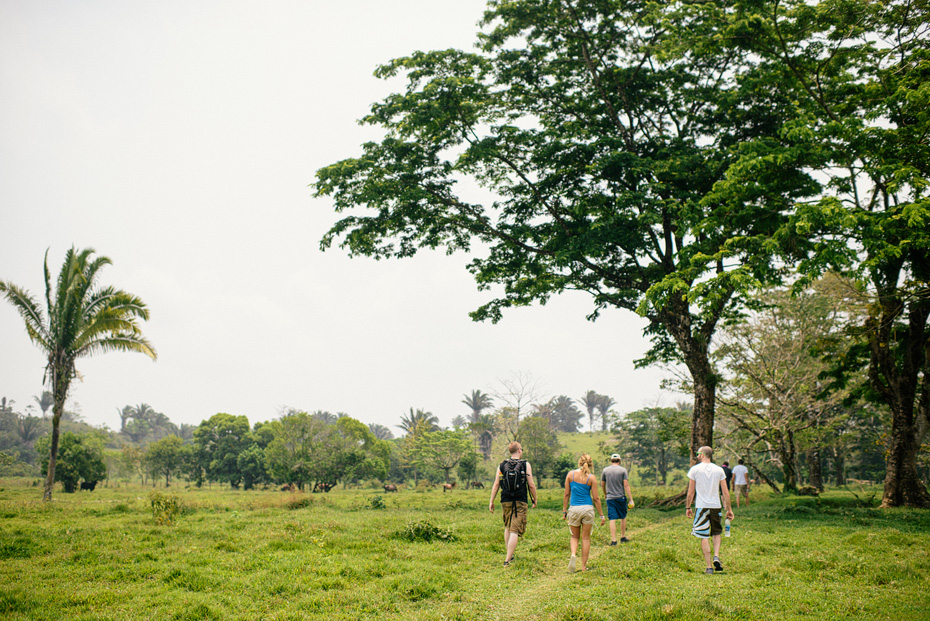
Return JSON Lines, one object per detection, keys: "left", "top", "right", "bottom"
{"left": 383, "top": 484, "right": 398, "bottom": 493}
{"left": 80, "top": 480, "right": 97, "bottom": 491}
{"left": 313, "top": 482, "right": 333, "bottom": 493}
{"left": 469, "top": 481, "right": 484, "bottom": 489}
{"left": 442, "top": 482, "right": 456, "bottom": 492}
{"left": 281, "top": 483, "right": 296, "bottom": 492}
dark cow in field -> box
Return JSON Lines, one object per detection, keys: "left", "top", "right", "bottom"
{"left": 383, "top": 484, "right": 398, "bottom": 493}
{"left": 313, "top": 482, "right": 333, "bottom": 493}
{"left": 469, "top": 481, "right": 484, "bottom": 489}
{"left": 442, "top": 482, "right": 456, "bottom": 492}
{"left": 80, "top": 480, "right": 97, "bottom": 491}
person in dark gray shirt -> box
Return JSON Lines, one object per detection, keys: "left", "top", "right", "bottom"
{"left": 600, "top": 454, "right": 635, "bottom": 544}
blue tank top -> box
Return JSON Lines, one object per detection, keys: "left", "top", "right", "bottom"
{"left": 569, "top": 474, "right": 593, "bottom": 506}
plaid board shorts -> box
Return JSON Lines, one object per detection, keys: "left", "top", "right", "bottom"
{"left": 691, "top": 507, "right": 723, "bottom": 539}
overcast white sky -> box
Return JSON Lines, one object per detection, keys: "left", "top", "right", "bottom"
{"left": 0, "top": 0, "right": 674, "bottom": 433}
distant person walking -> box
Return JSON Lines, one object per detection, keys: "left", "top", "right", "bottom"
{"left": 721, "top": 461, "right": 733, "bottom": 495}
{"left": 732, "top": 459, "right": 750, "bottom": 508}
{"left": 601, "top": 453, "right": 635, "bottom": 544}
{"left": 489, "top": 441, "right": 537, "bottom": 567}
{"left": 562, "top": 453, "right": 605, "bottom": 572}
{"left": 686, "top": 446, "right": 734, "bottom": 574}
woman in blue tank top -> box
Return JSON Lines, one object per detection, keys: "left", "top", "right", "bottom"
{"left": 561, "top": 453, "right": 605, "bottom": 572}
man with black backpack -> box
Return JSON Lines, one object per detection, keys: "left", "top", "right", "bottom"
{"left": 489, "top": 441, "right": 538, "bottom": 567}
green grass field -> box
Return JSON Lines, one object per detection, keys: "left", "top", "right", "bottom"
{"left": 2, "top": 479, "right": 928, "bottom": 620}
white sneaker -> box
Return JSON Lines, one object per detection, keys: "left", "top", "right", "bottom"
{"left": 568, "top": 555, "right": 576, "bottom": 573}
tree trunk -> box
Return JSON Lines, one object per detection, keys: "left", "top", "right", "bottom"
{"left": 689, "top": 364, "right": 717, "bottom": 462}
{"left": 659, "top": 447, "right": 668, "bottom": 485}
{"left": 655, "top": 295, "right": 722, "bottom": 464}
{"left": 42, "top": 408, "right": 62, "bottom": 501}
{"left": 43, "top": 366, "right": 71, "bottom": 502}
{"left": 778, "top": 431, "right": 798, "bottom": 493}
{"left": 881, "top": 410, "right": 930, "bottom": 507}
{"left": 832, "top": 445, "right": 846, "bottom": 485}
{"left": 807, "top": 448, "right": 823, "bottom": 491}
{"left": 866, "top": 278, "right": 930, "bottom": 507}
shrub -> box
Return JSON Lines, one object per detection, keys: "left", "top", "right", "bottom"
{"left": 369, "top": 495, "right": 386, "bottom": 510}
{"left": 394, "top": 519, "right": 456, "bottom": 543}
{"left": 149, "top": 490, "right": 183, "bottom": 526}
{"left": 797, "top": 485, "right": 821, "bottom": 497}
{"left": 285, "top": 495, "right": 313, "bottom": 510}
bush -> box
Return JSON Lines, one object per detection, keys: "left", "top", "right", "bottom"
{"left": 797, "top": 485, "right": 821, "bottom": 497}
{"left": 394, "top": 519, "right": 456, "bottom": 543}
{"left": 285, "top": 495, "right": 313, "bottom": 510}
{"left": 149, "top": 490, "right": 183, "bottom": 525}
{"left": 369, "top": 495, "right": 386, "bottom": 510}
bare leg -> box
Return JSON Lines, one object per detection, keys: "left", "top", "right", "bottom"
{"left": 569, "top": 525, "right": 580, "bottom": 557}
{"left": 609, "top": 519, "right": 617, "bottom": 543}
{"left": 505, "top": 530, "right": 519, "bottom": 562}
{"left": 712, "top": 534, "right": 721, "bottom": 559}
{"left": 620, "top": 518, "right": 627, "bottom": 539}
{"left": 700, "top": 538, "right": 713, "bottom": 569}
{"left": 580, "top": 523, "right": 593, "bottom": 569}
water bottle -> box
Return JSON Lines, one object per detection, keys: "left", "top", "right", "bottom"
{"left": 724, "top": 518, "right": 731, "bottom": 537}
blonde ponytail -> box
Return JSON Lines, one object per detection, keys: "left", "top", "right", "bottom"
{"left": 577, "top": 453, "right": 593, "bottom": 478}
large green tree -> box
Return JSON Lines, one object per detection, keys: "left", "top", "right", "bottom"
{"left": 314, "top": 0, "right": 814, "bottom": 461}
{"left": 193, "top": 413, "right": 251, "bottom": 488}
{"left": 0, "top": 247, "right": 156, "bottom": 500}
{"left": 724, "top": 0, "right": 930, "bottom": 506}
{"left": 410, "top": 429, "right": 473, "bottom": 483}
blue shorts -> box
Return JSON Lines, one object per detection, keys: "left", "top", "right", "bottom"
{"left": 606, "top": 497, "right": 628, "bottom": 520}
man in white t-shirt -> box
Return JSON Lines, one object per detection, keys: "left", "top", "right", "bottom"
{"left": 731, "top": 459, "right": 750, "bottom": 508}
{"left": 686, "top": 446, "right": 734, "bottom": 574}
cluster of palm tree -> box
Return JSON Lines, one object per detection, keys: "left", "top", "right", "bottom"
{"left": 117, "top": 403, "right": 190, "bottom": 444}
{"left": 579, "top": 390, "right": 616, "bottom": 432}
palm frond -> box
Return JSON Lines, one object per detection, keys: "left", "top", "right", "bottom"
{"left": 77, "top": 334, "right": 157, "bottom": 359}
{"left": 0, "top": 280, "right": 51, "bottom": 349}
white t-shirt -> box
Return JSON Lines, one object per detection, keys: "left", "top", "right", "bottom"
{"left": 687, "top": 462, "right": 726, "bottom": 509}
{"left": 732, "top": 464, "right": 749, "bottom": 485}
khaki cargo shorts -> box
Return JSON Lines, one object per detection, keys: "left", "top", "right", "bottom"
{"left": 502, "top": 501, "right": 528, "bottom": 536}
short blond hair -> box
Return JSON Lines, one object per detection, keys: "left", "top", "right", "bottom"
{"left": 508, "top": 441, "right": 522, "bottom": 455}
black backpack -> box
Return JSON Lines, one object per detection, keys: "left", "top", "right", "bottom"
{"left": 500, "top": 459, "right": 527, "bottom": 495}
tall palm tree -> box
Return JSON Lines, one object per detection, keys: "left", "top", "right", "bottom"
{"left": 0, "top": 247, "right": 156, "bottom": 500}
{"left": 17, "top": 414, "right": 45, "bottom": 448}
{"left": 397, "top": 408, "right": 439, "bottom": 436}
{"left": 580, "top": 390, "right": 600, "bottom": 432}
{"left": 33, "top": 391, "right": 54, "bottom": 419}
{"left": 368, "top": 423, "right": 394, "bottom": 441}
{"left": 469, "top": 413, "right": 496, "bottom": 461}
{"left": 596, "top": 394, "right": 616, "bottom": 432}
{"left": 461, "top": 389, "right": 494, "bottom": 423}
